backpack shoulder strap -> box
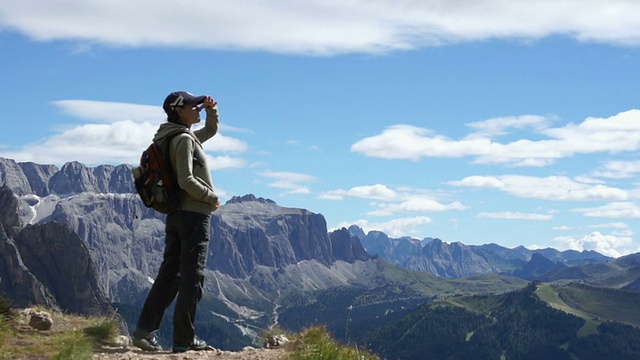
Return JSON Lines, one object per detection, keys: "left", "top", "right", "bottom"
{"left": 159, "top": 128, "right": 197, "bottom": 175}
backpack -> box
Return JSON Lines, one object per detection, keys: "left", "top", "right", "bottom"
{"left": 132, "top": 130, "right": 188, "bottom": 214}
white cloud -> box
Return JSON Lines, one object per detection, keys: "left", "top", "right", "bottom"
{"left": 351, "top": 125, "right": 487, "bottom": 162}
{"left": 201, "top": 134, "right": 248, "bottom": 153}
{"left": 593, "top": 160, "right": 640, "bottom": 179}
{"left": 587, "top": 222, "right": 629, "bottom": 229}
{"left": 478, "top": 212, "right": 552, "bottom": 220}
{"left": 465, "top": 115, "right": 553, "bottom": 138}
{"left": 335, "top": 216, "right": 433, "bottom": 238}
{"left": 259, "top": 170, "right": 316, "bottom": 194}
{"left": 52, "top": 100, "right": 163, "bottom": 124}
{"left": 352, "top": 110, "right": 640, "bottom": 167}
{"left": 367, "top": 197, "right": 467, "bottom": 217}
{"left": 553, "top": 226, "right": 573, "bottom": 231}
{"left": 319, "top": 184, "right": 397, "bottom": 201}
{"left": 450, "top": 175, "right": 628, "bottom": 201}
{"left": 1, "top": 120, "right": 155, "bottom": 165}
{"left": 572, "top": 202, "right": 640, "bottom": 219}
{"left": 320, "top": 185, "right": 466, "bottom": 217}
{"left": 2, "top": 1, "right": 640, "bottom": 55}
{"left": 206, "top": 155, "right": 246, "bottom": 171}
{"left": 2, "top": 100, "right": 248, "bottom": 168}
{"left": 553, "top": 231, "right": 639, "bottom": 258}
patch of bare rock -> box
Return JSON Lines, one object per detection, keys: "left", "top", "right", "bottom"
{"left": 92, "top": 345, "right": 290, "bottom": 360}
{"left": 92, "top": 335, "right": 293, "bottom": 360}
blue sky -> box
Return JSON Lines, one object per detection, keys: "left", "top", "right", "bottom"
{"left": 1, "top": 1, "right": 640, "bottom": 257}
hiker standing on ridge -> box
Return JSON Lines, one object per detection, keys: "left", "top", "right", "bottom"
{"left": 133, "top": 91, "right": 220, "bottom": 353}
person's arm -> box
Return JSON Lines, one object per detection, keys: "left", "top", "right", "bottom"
{"left": 194, "top": 96, "right": 219, "bottom": 143}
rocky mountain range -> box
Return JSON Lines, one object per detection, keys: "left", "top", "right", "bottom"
{"left": 0, "top": 157, "right": 395, "bottom": 348}
{"left": 350, "top": 226, "right": 612, "bottom": 278}
{"left": 0, "top": 156, "right": 631, "bottom": 351}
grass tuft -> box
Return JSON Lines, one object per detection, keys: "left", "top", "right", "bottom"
{"left": 288, "top": 325, "right": 379, "bottom": 360}
{"left": 0, "top": 299, "right": 122, "bottom": 359}
{"left": 83, "top": 316, "right": 120, "bottom": 343}
{"left": 52, "top": 330, "right": 94, "bottom": 360}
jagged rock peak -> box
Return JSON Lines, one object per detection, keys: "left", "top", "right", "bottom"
{"left": 226, "top": 194, "right": 276, "bottom": 204}
{"left": 0, "top": 185, "right": 21, "bottom": 239}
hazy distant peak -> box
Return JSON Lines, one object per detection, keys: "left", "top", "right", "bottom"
{"left": 220, "top": 194, "right": 310, "bottom": 220}
{"left": 225, "top": 194, "right": 276, "bottom": 205}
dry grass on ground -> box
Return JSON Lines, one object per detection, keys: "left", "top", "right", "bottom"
{"left": 0, "top": 306, "right": 379, "bottom": 360}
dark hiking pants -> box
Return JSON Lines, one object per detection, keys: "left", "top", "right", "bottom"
{"left": 136, "top": 210, "right": 211, "bottom": 346}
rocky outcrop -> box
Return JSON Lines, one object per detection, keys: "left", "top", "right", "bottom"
{"left": 0, "top": 183, "right": 120, "bottom": 322}
{"left": 0, "top": 158, "right": 33, "bottom": 196}
{"left": 19, "top": 162, "right": 58, "bottom": 197}
{"left": 328, "top": 228, "right": 370, "bottom": 263}
{"left": 0, "top": 157, "right": 134, "bottom": 197}
{"left": 513, "top": 253, "right": 567, "bottom": 280}
{"left": 411, "top": 239, "right": 490, "bottom": 278}
{"left": 15, "top": 222, "right": 114, "bottom": 316}
{"left": 0, "top": 185, "right": 22, "bottom": 239}
{"left": 0, "top": 223, "right": 58, "bottom": 309}
{"left": 210, "top": 194, "right": 335, "bottom": 278}
{"left": 49, "top": 161, "right": 105, "bottom": 195}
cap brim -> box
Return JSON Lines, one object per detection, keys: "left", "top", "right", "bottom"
{"left": 184, "top": 95, "right": 206, "bottom": 105}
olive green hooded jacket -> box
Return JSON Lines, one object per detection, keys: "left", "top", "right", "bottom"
{"left": 153, "top": 107, "right": 219, "bottom": 215}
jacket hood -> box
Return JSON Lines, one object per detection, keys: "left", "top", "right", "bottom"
{"left": 153, "top": 122, "right": 189, "bottom": 142}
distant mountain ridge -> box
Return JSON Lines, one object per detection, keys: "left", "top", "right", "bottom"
{"left": 349, "top": 225, "right": 612, "bottom": 278}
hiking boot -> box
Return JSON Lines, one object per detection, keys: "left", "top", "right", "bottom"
{"left": 132, "top": 329, "right": 162, "bottom": 352}
{"left": 172, "top": 336, "right": 211, "bottom": 353}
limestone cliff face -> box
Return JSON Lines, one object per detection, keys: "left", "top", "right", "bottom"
{"left": 0, "top": 223, "right": 57, "bottom": 309}
{"left": 0, "top": 185, "right": 21, "bottom": 240}
{"left": 209, "top": 195, "right": 336, "bottom": 278}
{"left": 0, "top": 157, "right": 134, "bottom": 198}
{"left": 48, "top": 161, "right": 135, "bottom": 195}
{"left": 16, "top": 222, "right": 114, "bottom": 316}
{"left": 412, "top": 239, "right": 491, "bottom": 278}
{"left": 19, "top": 162, "right": 58, "bottom": 197}
{"left": 328, "top": 228, "right": 371, "bottom": 263}
{"left": 0, "top": 183, "right": 118, "bottom": 320}
{"left": 0, "top": 158, "right": 33, "bottom": 196}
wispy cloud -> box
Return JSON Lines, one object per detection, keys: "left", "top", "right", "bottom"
{"left": 52, "top": 100, "right": 163, "bottom": 124}
{"left": 593, "top": 160, "right": 640, "bottom": 179}
{"left": 587, "top": 222, "right": 629, "bottom": 229}
{"left": 320, "top": 184, "right": 466, "bottom": 216}
{"left": 478, "top": 212, "right": 552, "bottom": 220}
{"left": 465, "top": 115, "right": 554, "bottom": 139}
{"left": 572, "top": 202, "right": 640, "bottom": 219}
{"left": 319, "top": 184, "right": 398, "bottom": 201}
{"left": 367, "top": 197, "right": 467, "bottom": 217}
{"left": 450, "top": 175, "right": 628, "bottom": 201}
{"left": 352, "top": 110, "right": 640, "bottom": 167}
{"left": 2, "top": 1, "right": 640, "bottom": 56}
{"left": 259, "top": 170, "right": 316, "bottom": 194}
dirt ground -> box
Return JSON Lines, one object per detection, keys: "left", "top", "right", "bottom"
{"left": 92, "top": 343, "right": 291, "bottom": 360}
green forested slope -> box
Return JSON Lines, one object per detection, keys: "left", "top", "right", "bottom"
{"left": 363, "top": 283, "right": 640, "bottom": 360}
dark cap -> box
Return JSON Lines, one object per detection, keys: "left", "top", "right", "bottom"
{"left": 163, "top": 91, "right": 206, "bottom": 115}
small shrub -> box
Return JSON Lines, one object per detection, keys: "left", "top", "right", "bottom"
{"left": 83, "top": 317, "right": 119, "bottom": 343}
{"left": 0, "top": 297, "right": 14, "bottom": 320}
